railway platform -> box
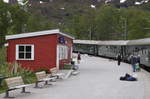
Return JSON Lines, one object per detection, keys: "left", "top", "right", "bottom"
{"left": 0, "top": 54, "right": 150, "bottom": 99}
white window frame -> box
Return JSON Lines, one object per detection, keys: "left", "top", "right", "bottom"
{"left": 65, "top": 46, "right": 68, "bottom": 59}
{"left": 16, "top": 44, "right": 34, "bottom": 60}
{"left": 58, "top": 45, "right": 68, "bottom": 60}
{"left": 70, "top": 46, "right": 73, "bottom": 59}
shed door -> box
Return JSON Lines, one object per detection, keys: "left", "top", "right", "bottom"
{"left": 56, "top": 45, "right": 60, "bottom": 69}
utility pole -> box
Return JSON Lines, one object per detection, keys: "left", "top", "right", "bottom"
{"left": 124, "top": 18, "right": 127, "bottom": 40}
{"left": 89, "top": 26, "right": 92, "bottom": 40}
{"left": 144, "top": 18, "right": 150, "bottom": 30}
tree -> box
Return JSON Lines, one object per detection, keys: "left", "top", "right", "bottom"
{"left": 140, "top": 2, "right": 150, "bottom": 11}
{"left": 124, "top": 7, "right": 149, "bottom": 39}
{"left": 25, "top": 12, "right": 56, "bottom": 33}
{"left": 95, "top": 5, "right": 120, "bottom": 40}
{"left": 0, "top": 1, "right": 10, "bottom": 43}
{"left": 8, "top": 5, "right": 28, "bottom": 34}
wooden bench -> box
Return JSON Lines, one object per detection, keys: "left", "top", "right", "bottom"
{"left": 50, "top": 67, "right": 65, "bottom": 79}
{"left": 72, "top": 70, "right": 80, "bottom": 75}
{"left": 4, "top": 76, "right": 31, "bottom": 98}
{"left": 35, "top": 71, "right": 56, "bottom": 88}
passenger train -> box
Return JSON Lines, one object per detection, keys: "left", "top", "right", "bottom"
{"left": 73, "top": 39, "right": 150, "bottom": 71}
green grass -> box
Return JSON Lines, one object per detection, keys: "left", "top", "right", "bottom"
{"left": 0, "top": 47, "right": 8, "bottom": 93}
{"left": 0, "top": 47, "right": 37, "bottom": 94}
{"left": 0, "top": 70, "right": 37, "bottom": 94}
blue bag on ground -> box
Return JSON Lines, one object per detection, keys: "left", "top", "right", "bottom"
{"left": 120, "top": 73, "right": 137, "bottom": 81}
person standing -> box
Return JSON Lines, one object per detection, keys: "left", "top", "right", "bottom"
{"left": 77, "top": 52, "right": 81, "bottom": 64}
{"left": 130, "top": 55, "right": 137, "bottom": 72}
{"left": 116, "top": 53, "right": 122, "bottom": 66}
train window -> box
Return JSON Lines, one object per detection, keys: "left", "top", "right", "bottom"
{"left": 146, "top": 50, "right": 148, "bottom": 54}
{"left": 140, "top": 51, "right": 142, "bottom": 55}
{"left": 142, "top": 50, "right": 144, "bottom": 54}
{"left": 144, "top": 50, "right": 146, "bottom": 54}
{"left": 148, "top": 51, "right": 150, "bottom": 59}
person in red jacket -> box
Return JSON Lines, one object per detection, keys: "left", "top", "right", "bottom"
{"left": 77, "top": 52, "right": 81, "bottom": 64}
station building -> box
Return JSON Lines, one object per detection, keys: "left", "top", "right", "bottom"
{"left": 5, "top": 29, "right": 74, "bottom": 71}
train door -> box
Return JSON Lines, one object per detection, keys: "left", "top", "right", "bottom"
{"left": 94, "top": 45, "right": 98, "bottom": 56}
{"left": 121, "top": 46, "right": 126, "bottom": 61}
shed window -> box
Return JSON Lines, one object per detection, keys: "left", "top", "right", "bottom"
{"left": 16, "top": 45, "right": 34, "bottom": 60}
{"left": 59, "top": 45, "right": 68, "bottom": 60}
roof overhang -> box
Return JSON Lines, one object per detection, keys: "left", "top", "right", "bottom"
{"left": 74, "top": 40, "right": 129, "bottom": 45}
{"left": 127, "top": 38, "right": 150, "bottom": 45}
{"left": 5, "top": 29, "right": 75, "bottom": 40}
{"left": 98, "top": 40, "right": 129, "bottom": 45}
{"left": 73, "top": 40, "right": 99, "bottom": 45}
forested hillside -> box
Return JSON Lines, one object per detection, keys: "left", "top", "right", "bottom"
{"left": 0, "top": 0, "right": 150, "bottom": 44}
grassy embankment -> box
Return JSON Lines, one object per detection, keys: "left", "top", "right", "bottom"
{"left": 0, "top": 47, "right": 37, "bottom": 93}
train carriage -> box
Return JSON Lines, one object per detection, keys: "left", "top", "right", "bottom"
{"left": 97, "top": 40, "right": 128, "bottom": 60}
{"left": 127, "top": 38, "right": 150, "bottom": 68}
{"left": 73, "top": 38, "right": 150, "bottom": 71}
{"left": 73, "top": 40, "right": 98, "bottom": 55}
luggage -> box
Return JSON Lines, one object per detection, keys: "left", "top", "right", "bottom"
{"left": 135, "top": 63, "right": 141, "bottom": 71}
{"left": 120, "top": 73, "right": 137, "bottom": 81}
{"left": 126, "top": 76, "right": 137, "bottom": 81}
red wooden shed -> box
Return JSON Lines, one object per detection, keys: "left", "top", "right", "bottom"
{"left": 5, "top": 29, "right": 74, "bottom": 72}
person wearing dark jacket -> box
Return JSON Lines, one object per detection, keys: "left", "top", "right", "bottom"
{"left": 117, "top": 53, "right": 122, "bottom": 66}
{"left": 130, "top": 55, "right": 137, "bottom": 72}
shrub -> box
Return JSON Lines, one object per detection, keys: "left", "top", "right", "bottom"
{"left": 63, "top": 64, "right": 72, "bottom": 70}
{"left": 0, "top": 47, "right": 37, "bottom": 93}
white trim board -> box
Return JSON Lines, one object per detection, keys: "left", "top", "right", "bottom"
{"left": 6, "top": 29, "right": 74, "bottom": 40}
{"left": 16, "top": 44, "right": 34, "bottom": 60}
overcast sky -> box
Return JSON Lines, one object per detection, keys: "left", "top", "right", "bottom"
{"left": 3, "top": 0, "right": 8, "bottom": 3}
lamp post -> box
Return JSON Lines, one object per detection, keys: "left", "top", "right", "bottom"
{"left": 124, "top": 18, "right": 127, "bottom": 40}
{"left": 89, "top": 25, "right": 92, "bottom": 40}
{"left": 118, "top": 8, "right": 128, "bottom": 40}
{"left": 121, "top": 17, "right": 127, "bottom": 40}
{"left": 144, "top": 18, "right": 150, "bottom": 30}
{"left": 144, "top": 19, "right": 150, "bottom": 34}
